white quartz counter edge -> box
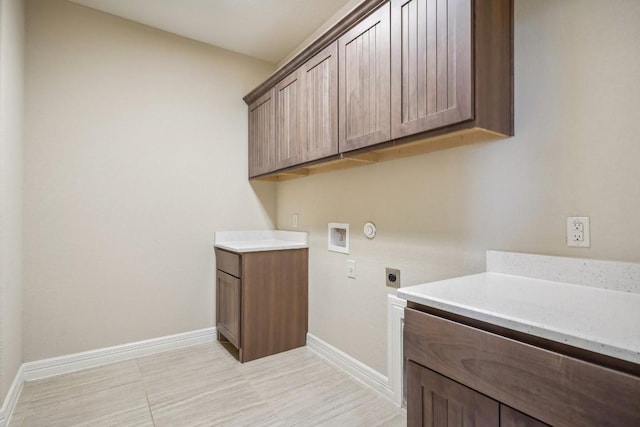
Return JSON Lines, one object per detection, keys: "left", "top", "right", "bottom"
{"left": 214, "top": 230, "right": 308, "bottom": 253}
{"left": 398, "top": 272, "right": 640, "bottom": 365}
{"left": 214, "top": 241, "right": 308, "bottom": 253}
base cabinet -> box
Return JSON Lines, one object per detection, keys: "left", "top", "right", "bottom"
{"left": 215, "top": 248, "right": 308, "bottom": 362}
{"left": 404, "top": 306, "right": 640, "bottom": 427}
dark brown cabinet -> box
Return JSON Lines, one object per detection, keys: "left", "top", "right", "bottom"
{"left": 408, "top": 357, "right": 550, "bottom": 427}
{"left": 275, "top": 70, "right": 304, "bottom": 169}
{"left": 301, "top": 41, "right": 339, "bottom": 162}
{"left": 248, "top": 88, "right": 275, "bottom": 178}
{"left": 390, "top": 0, "right": 473, "bottom": 137}
{"left": 215, "top": 247, "right": 308, "bottom": 363}
{"left": 408, "top": 361, "right": 499, "bottom": 426}
{"left": 338, "top": 2, "right": 391, "bottom": 152}
{"left": 244, "top": 0, "right": 513, "bottom": 180}
{"left": 404, "top": 305, "right": 640, "bottom": 427}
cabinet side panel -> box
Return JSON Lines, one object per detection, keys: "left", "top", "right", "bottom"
{"left": 242, "top": 249, "right": 308, "bottom": 362}
{"left": 474, "top": 0, "right": 514, "bottom": 135}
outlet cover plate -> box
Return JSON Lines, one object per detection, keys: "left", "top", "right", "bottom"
{"left": 347, "top": 260, "right": 357, "bottom": 279}
{"left": 567, "top": 217, "right": 590, "bottom": 247}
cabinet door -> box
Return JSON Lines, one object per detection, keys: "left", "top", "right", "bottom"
{"left": 275, "top": 71, "right": 304, "bottom": 169}
{"left": 391, "top": 0, "right": 472, "bottom": 138}
{"left": 216, "top": 270, "right": 241, "bottom": 349}
{"left": 407, "top": 361, "right": 499, "bottom": 427}
{"left": 301, "top": 41, "right": 338, "bottom": 162}
{"left": 338, "top": 2, "right": 391, "bottom": 152}
{"left": 500, "top": 405, "right": 549, "bottom": 427}
{"left": 248, "top": 88, "right": 275, "bottom": 177}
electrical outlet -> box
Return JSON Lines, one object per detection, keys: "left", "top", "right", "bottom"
{"left": 347, "top": 260, "right": 357, "bottom": 279}
{"left": 386, "top": 268, "right": 400, "bottom": 288}
{"left": 567, "top": 217, "right": 590, "bottom": 247}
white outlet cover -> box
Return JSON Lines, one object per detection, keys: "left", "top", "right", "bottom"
{"left": 567, "top": 217, "right": 590, "bottom": 247}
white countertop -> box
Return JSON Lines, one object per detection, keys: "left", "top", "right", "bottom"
{"left": 398, "top": 272, "right": 640, "bottom": 365}
{"left": 214, "top": 230, "right": 308, "bottom": 253}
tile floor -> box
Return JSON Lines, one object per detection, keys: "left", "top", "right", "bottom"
{"left": 9, "top": 342, "right": 406, "bottom": 426}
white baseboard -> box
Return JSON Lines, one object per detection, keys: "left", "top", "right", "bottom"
{"left": 23, "top": 327, "right": 216, "bottom": 381}
{"left": 0, "top": 327, "right": 216, "bottom": 426}
{"left": 0, "top": 365, "right": 25, "bottom": 427}
{"left": 306, "top": 333, "right": 395, "bottom": 403}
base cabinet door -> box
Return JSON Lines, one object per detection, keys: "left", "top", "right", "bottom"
{"left": 216, "top": 270, "right": 241, "bottom": 348}
{"left": 500, "top": 406, "right": 549, "bottom": 427}
{"left": 407, "top": 361, "right": 499, "bottom": 427}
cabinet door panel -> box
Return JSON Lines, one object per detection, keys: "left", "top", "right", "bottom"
{"left": 407, "top": 361, "right": 499, "bottom": 427}
{"left": 391, "top": 0, "right": 472, "bottom": 138}
{"left": 302, "top": 41, "right": 338, "bottom": 162}
{"left": 500, "top": 405, "right": 549, "bottom": 427}
{"left": 216, "top": 270, "right": 241, "bottom": 349}
{"left": 339, "top": 2, "right": 391, "bottom": 152}
{"left": 248, "top": 88, "right": 275, "bottom": 177}
{"left": 275, "top": 71, "right": 303, "bottom": 169}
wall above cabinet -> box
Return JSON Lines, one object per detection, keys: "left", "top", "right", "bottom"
{"left": 245, "top": 0, "right": 514, "bottom": 181}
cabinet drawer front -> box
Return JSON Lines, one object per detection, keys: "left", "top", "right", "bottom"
{"left": 215, "top": 249, "right": 241, "bottom": 278}
{"left": 404, "top": 308, "right": 640, "bottom": 427}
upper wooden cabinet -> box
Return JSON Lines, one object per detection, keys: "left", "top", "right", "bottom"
{"left": 390, "top": 0, "right": 513, "bottom": 139}
{"left": 244, "top": 0, "right": 513, "bottom": 180}
{"left": 391, "top": 0, "right": 473, "bottom": 138}
{"left": 248, "top": 88, "right": 275, "bottom": 178}
{"left": 275, "top": 71, "right": 304, "bottom": 169}
{"left": 301, "top": 42, "right": 339, "bottom": 163}
{"left": 338, "top": 2, "right": 391, "bottom": 152}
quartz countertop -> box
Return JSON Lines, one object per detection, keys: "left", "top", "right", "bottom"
{"left": 214, "top": 230, "right": 308, "bottom": 253}
{"left": 398, "top": 272, "right": 640, "bottom": 365}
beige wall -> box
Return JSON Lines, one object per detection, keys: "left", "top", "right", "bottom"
{"left": 276, "top": 0, "right": 640, "bottom": 375}
{"left": 0, "top": 0, "right": 25, "bottom": 400}
{"left": 23, "top": 0, "right": 276, "bottom": 361}
{"left": 276, "top": 0, "right": 363, "bottom": 68}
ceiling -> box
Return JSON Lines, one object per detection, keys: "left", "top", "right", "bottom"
{"left": 69, "top": 0, "right": 355, "bottom": 64}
